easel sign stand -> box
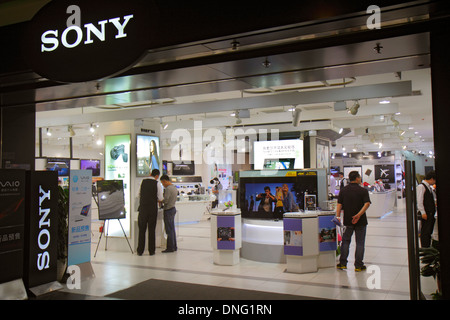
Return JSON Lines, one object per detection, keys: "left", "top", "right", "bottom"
{"left": 92, "top": 183, "right": 133, "bottom": 257}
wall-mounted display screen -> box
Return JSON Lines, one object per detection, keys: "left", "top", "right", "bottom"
{"left": 136, "top": 135, "right": 160, "bottom": 177}
{"left": 96, "top": 180, "right": 125, "bottom": 220}
{"left": 46, "top": 158, "right": 70, "bottom": 176}
{"left": 172, "top": 161, "right": 195, "bottom": 176}
{"left": 253, "top": 140, "right": 304, "bottom": 170}
{"left": 80, "top": 159, "right": 101, "bottom": 176}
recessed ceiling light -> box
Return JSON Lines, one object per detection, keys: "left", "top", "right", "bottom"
{"left": 379, "top": 100, "right": 391, "bottom": 104}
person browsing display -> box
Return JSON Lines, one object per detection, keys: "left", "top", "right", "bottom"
{"left": 335, "top": 171, "right": 371, "bottom": 271}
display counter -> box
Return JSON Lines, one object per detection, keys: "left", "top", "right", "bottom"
{"left": 241, "top": 218, "right": 285, "bottom": 263}
{"left": 176, "top": 194, "right": 214, "bottom": 223}
{"left": 366, "top": 189, "right": 396, "bottom": 218}
{"left": 210, "top": 209, "right": 241, "bottom": 265}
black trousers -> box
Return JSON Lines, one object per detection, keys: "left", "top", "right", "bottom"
{"left": 137, "top": 208, "right": 158, "bottom": 255}
{"left": 420, "top": 215, "right": 436, "bottom": 248}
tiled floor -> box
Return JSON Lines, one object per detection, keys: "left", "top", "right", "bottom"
{"left": 57, "top": 200, "right": 438, "bottom": 300}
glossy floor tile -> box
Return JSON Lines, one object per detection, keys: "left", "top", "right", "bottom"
{"left": 58, "top": 200, "right": 438, "bottom": 300}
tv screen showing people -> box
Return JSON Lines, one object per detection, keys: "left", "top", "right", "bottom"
{"left": 239, "top": 175, "right": 319, "bottom": 220}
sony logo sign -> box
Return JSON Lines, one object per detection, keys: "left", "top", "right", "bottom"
{"left": 41, "top": 5, "right": 134, "bottom": 52}
{"left": 37, "top": 185, "right": 52, "bottom": 271}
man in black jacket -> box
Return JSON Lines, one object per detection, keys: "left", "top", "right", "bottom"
{"left": 417, "top": 170, "right": 437, "bottom": 248}
{"left": 336, "top": 171, "right": 371, "bottom": 271}
{"left": 137, "top": 169, "right": 163, "bottom": 255}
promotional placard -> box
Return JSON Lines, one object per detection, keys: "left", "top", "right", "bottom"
{"left": 216, "top": 216, "right": 235, "bottom": 250}
{"left": 318, "top": 215, "right": 337, "bottom": 252}
{"left": 283, "top": 218, "right": 303, "bottom": 256}
{"left": 24, "top": 171, "right": 58, "bottom": 289}
{"left": 68, "top": 170, "right": 92, "bottom": 266}
{"left": 0, "top": 170, "right": 26, "bottom": 284}
{"left": 104, "top": 134, "right": 130, "bottom": 236}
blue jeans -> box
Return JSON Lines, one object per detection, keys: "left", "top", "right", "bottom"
{"left": 340, "top": 225, "right": 367, "bottom": 268}
{"left": 163, "top": 207, "right": 177, "bottom": 251}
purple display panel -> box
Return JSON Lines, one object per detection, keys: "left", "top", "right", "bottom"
{"left": 283, "top": 218, "right": 303, "bottom": 256}
{"left": 318, "top": 215, "right": 337, "bottom": 252}
{"left": 217, "top": 216, "right": 235, "bottom": 250}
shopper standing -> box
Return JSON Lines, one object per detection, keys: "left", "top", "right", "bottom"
{"left": 137, "top": 169, "right": 163, "bottom": 256}
{"left": 160, "top": 174, "right": 178, "bottom": 253}
{"left": 336, "top": 171, "right": 371, "bottom": 271}
{"left": 417, "top": 170, "right": 437, "bottom": 248}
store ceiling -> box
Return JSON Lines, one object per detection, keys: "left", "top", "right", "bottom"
{"left": 36, "top": 31, "right": 434, "bottom": 156}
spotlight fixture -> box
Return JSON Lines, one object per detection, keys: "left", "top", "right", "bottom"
{"left": 163, "top": 123, "right": 169, "bottom": 130}
{"left": 68, "top": 125, "right": 75, "bottom": 137}
{"left": 230, "top": 39, "right": 240, "bottom": 50}
{"left": 262, "top": 57, "right": 271, "bottom": 68}
{"left": 89, "top": 123, "right": 95, "bottom": 133}
{"left": 46, "top": 128, "right": 52, "bottom": 136}
{"left": 347, "top": 100, "right": 360, "bottom": 115}
{"left": 292, "top": 107, "right": 302, "bottom": 127}
{"left": 391, "top": 115, "right": 400, "bottom": 127}
{"left": 234, "top": 110, "right": 242, "bottom": 125}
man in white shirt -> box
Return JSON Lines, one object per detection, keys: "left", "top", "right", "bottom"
{"left": 416, "top": 170, "right": 437, "bottom": 248}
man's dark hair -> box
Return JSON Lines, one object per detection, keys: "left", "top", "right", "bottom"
{"left": 264, "top": 186, "right": 271, "bottom": 191}
{"left": 425, "top": 170, "right": 436, "bottom": 181}
{"left": 348, "top": 171, "right": 361, "bottom": 182}
{"left": 160, "top": 174, "right": 170, "bottom": 181}
{"left": 151, "top": 169, "right": 160, "bottom": 177}
{"left": 338, "top": 172, "right": 344, "bottom": 176}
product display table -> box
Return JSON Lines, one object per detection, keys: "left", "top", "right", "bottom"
{"left": 283, "top": 212, "right": 319, "bottom": 273}
{"left": 210, "top": 209, "right": 241, "bottom": 265}
{"left": 366, "top": 189, "right": 396, "bottom": 218}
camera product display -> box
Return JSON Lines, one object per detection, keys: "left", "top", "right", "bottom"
{"left": 110, "top": 144, "right": 128, "bottom": 162}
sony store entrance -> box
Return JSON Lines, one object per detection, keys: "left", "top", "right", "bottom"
{"left": 1, "top": 0, "right": 449, "bottom": 300}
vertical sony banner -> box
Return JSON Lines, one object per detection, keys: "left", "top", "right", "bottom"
{"left": 24, "top": 171, "right": 58, "bottom": 289}
{"left": 0, "top": 169, "right": 26, "bottom": 284}
{"left": 68, "top": 170, "right": 92, "bottom": 266}
{"left": 104, "top": 134, "right": 131, "bottom": 236}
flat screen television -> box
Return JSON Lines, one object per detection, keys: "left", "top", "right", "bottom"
{"left": 80, "top": 159, "right": 101, "bottom": 176}
{"left": 136, "top": 135, "right": 160, "bottom": 177}
{"left": 172, "top": 161, "right": 195, "bottom": 176}
{"left": 46, "top": 158, "right": 70, "bottom": 176}
{"left": 96, "top": 180, "right": 125, "bottom": 220}
{"left": 253, "top": 139, "right": 304, "bottom": 170}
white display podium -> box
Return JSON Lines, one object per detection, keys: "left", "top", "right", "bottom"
{"left": 210, "top": 209, "right": 241, "bottom": 266}
{"left": 283, "top": 212, "right": 319, "bottom": 274}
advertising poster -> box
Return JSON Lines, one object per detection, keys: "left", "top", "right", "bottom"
{"left": 374, "top": 164, "right": 395, "bottom": 183}
{"left": 318, "top": 215, "right": 337, "bottom": 252}
{"left": 283, "top": 218, "right": 303, "bottom": 256}
{"left": 105, "top": 134, "right": 131, "bottom": 236}
{"left": 316, "top": 139, "right": 330, "bottom": 169}
{"left": 136, "top": 135, "right": 160, "bottom": 177}
{"left": 68, "top": 170, "right": 92, "bottom": 266}
{"left": 253, "top": 139, "right": 304, "bottom": 170}
{"left": 23, "top": 171, "right": 58, "bottom": 289}
{"left": 0, "top": 170, "right": 25, "bottom": 284}
{"left": 217, "top": 216, "right": 235, "bottom": 250}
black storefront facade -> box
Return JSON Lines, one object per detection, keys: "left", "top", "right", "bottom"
{"left": 1, "top": 0, "right": 450, "bottom": 300}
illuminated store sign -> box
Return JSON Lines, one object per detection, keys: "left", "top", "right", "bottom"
{"left": 25, "top": 0, "right": 150, "bottom": 82}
